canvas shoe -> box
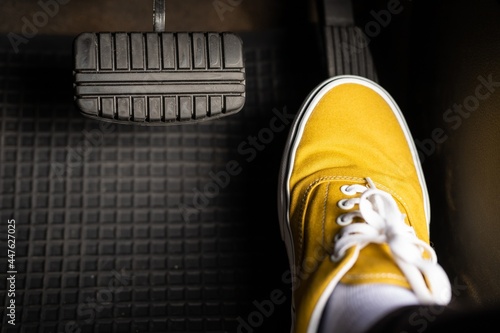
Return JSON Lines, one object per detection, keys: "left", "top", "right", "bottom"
{"left": 277, "top": 75, "right": 452, "bottom": 333}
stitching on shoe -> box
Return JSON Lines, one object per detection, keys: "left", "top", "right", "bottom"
{"left": 297, "top": 176, "right": 364, "bottom": 265}
{"left": 321, "top": 183, "right": 330, "bottom": 248}
{"left": 296, "top": 176, "right": 412, "bottom": 268}
{"left": 342, "top": 273, "right": 408, "bottom": 283}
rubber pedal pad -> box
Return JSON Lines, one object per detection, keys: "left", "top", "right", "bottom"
{"left": 73, "top": 32, "right": 246, "bottom": 125}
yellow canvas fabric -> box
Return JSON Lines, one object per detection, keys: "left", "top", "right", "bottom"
{"left": 287, "top": 83, "right": 429, "bottom": 333}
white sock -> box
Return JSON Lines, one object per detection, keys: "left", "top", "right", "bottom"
{"left": 318, "top": 283, "right": 421, "bottom": 333}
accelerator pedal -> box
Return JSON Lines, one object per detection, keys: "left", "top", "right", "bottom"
{"left": 317, "top": 0, "right": 378, "bottom": 82}
{"left": 73, "top": 0, "right": 246, "bottom": 125}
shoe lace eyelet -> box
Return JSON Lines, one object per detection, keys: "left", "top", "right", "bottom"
{"left": 336, "top": 214, "right": 351, "bottom": 226}
{"left": 330, "top": 253, "right": 343, "bottom": 262}
{"left": 338, "top": 199, "right": 355, "bottom": 210}
{"left": 340, "top": 185, "right": 355, "bottom": 195}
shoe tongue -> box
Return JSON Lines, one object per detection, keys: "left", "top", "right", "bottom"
{"left": 340, "top": 243, "right": 412, "bottom": 289}
{"left": 336, "top": 183, "right": 413, "bottom": 288}
{"left": 311, "top": 179, "right": 413, "bottom": 289}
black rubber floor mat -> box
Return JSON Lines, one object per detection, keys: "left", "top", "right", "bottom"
{"left": 0, "top": 29, "right": 325, "bottom": 333}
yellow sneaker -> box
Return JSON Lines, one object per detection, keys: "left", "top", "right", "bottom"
{"left": 278, "top": 76, "right": 452, "bottom": 333}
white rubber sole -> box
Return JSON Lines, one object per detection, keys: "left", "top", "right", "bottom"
{"left": 277, "top": 75, "right": 430, "bottom": 332}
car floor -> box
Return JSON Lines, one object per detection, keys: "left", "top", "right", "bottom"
{"left": 0, "top": 1, "right": 465, "bottom": 332}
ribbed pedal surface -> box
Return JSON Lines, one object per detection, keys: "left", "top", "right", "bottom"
{"left": 324, "top": 26, "right": 378, "bottom": 82}
{"left": 74, "top": 32, "right": 246, "bottom": 125}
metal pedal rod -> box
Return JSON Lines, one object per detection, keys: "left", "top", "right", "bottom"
{"left": 153, "top": 0, "right": 166, "bottom": 32}
{"left": 73, "top": 0, "right": 246, "bottom": 125}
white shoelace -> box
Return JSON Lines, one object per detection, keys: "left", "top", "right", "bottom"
{"left": 331, "top": 178, "right": 452, "bottom": 305}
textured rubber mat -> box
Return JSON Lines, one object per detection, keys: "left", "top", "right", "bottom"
{"left": 0, "top": 30, "right": 321, "bottom": 333}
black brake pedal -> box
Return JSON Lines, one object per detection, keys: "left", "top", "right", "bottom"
{"left": 73, "top": 0, "right": 246, "bottom": 125}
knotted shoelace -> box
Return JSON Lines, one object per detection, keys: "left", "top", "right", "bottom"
{"left": 331, "top": 178, "right": 452, "bottom": 305}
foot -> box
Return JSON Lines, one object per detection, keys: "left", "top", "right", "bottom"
{"left": 278, "top": 76, "right": 451, "bottom": 333}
